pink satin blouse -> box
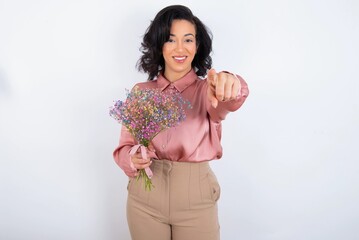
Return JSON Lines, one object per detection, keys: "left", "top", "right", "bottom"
{"left": 113, "top": 69, "right": 249, "bottom": 177}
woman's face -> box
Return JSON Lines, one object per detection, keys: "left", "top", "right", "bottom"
{"left": 162, "top": 20, "right": 197, "bottom": 82}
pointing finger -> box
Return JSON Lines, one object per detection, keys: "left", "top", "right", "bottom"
{"left": 207, "top": 84, "right": 218, "bottom": 108}
{"left": 215, "top": 73, "right": 227, "bottom": 101}
{"left": 207, "top": 68, "right": 218, "bottom": 86}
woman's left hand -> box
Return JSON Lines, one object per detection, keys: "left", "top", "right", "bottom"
{"left": 207, "top": 68, "right": 241, "bottom": 108}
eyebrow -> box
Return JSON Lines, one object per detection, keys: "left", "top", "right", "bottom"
{"left": 169, "top": 33, "right": 195, "bottom": 37}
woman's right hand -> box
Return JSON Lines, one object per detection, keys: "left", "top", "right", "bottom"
{"left": 130, "top": 145, "right": 156, "bottom": 171}
{"left": 130, "top": 151, "right": 152, "bottom": 170}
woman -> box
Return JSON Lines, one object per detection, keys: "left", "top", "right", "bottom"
{"left": 113, "top": 5, "right": 249, "bottom": 240}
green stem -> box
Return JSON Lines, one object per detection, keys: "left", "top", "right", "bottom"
{"left": 136, "top": 169, "right": 154, "bottom": 191}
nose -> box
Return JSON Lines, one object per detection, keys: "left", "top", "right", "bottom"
{"left": 175, "top": 41, "right": 184, "bottom": 52}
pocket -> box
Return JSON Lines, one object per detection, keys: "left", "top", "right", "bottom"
{"left": 207, "top": 170, "right": 221, "bottom": 202}
{"left": 127, "top": 178, "right": 132, "bottom": 191}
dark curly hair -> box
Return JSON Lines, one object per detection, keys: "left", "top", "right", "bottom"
{"left": 137, "top": 5, "right": 213, "bottom": 80}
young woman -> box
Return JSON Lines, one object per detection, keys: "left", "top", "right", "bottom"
{"left": 113, "top": 5, "right": 249, "bottom": 240}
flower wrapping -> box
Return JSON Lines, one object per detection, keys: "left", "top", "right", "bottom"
{"left": 110, "top": 85, "right": 191, "bottom": 190}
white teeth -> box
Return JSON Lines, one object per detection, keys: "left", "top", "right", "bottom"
{"left": 174, "top": 56, "right": 186, "bottom": 60}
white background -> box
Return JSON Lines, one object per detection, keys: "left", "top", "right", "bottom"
{"left": 1, "top": 0, "right": 358, "bottom": 239}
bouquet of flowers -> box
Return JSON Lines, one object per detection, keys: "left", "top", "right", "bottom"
{"left": 110, "top": 86, "right": 191, "bottom": 190}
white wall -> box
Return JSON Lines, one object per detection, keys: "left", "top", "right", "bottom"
{"left": 1, "top": 0, "right": 358, "bottom": 239}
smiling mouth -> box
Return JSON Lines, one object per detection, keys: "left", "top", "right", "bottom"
{"left": 173, "top": 56, "right": 187, "bottom": 62}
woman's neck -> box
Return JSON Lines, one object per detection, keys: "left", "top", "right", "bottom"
{"left": 164, "top": 69, "right": 192, "bottom": 82}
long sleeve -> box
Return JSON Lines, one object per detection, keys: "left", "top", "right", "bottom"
{"left": 113, "top": 126, "right": 138, "bottom": 177}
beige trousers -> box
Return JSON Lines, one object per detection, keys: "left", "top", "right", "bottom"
{"left": 126, "top": 159, "right": 221, "bottom": 240}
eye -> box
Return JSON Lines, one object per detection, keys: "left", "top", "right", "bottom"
{"left": 185, "top": 39, "right": 194, "bottom": 43}
{"left": 167, "top": 38, "right": 175, "bottom": 43}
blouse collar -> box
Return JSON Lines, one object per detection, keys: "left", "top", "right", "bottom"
{"left": 156, "top": 69, "right": 198, "bottom": 93}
